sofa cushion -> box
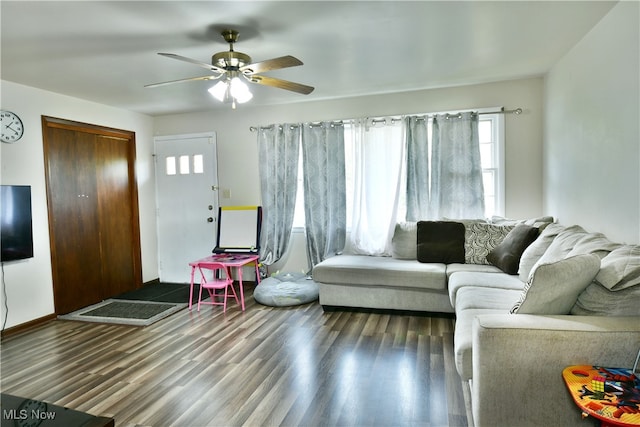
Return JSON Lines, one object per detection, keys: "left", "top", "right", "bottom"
{"left": 448, "top": 271, "right": 524, "bottom": 306}
{"left": 566, "top": 233, "right": 622, "bottom": 260}
{"left": 445, "top": 263, "right": 503, "bottom": 279}
{"left": 595, "top": 244, "right": 640, "bottom": 291}
{"left": 571, "top": 281, "right": 640, "bottom": 316}
{"left": 570, "top": 245, "right": 640, "bottom": 316}
{"left": 391, "top": 221, "right": 417, "bottom": 260}
{"left": 464, "top": 223, "right": 514, "bottom": 265}
{"left": 518, "top": 223, "right": 566, "bottom": 281}
{"left": 486, "top": 224, "right": 539, "bottom": 274}
{"left": 454, "top": 308, "right": 497, "bottom": 381}
{"left": 528, "top": 225, "right": 589, "bottom": 274}
{"left": 417, "top": 221, "right": 465, "bottom": 264}
{"left": 511, "top": 254, "right": 600, "bottom": 314}
{"left": 453, "top": 287, "right": 522, "bottom": 380}
{"left": 453, "top": 286, "right": 522, "bottom": 381}
{"left": 313, "top": 255, "right": 447, "bottom": 291}
{"left": 455, "top": 286, "right": 523, "bottom": 311}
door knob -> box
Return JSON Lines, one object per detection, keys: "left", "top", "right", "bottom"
{"left": 207, "top": 217, "right": 214, "bottom": 223}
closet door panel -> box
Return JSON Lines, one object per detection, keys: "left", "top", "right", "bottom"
{"left": 95, "top": 135, "right": 139, "bottom": 298}
{"left": 45, "top": 127, "right": 104, "bottom": 313}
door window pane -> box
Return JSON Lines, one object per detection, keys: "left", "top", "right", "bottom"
{"left": 166, "top": 156, "right": 176, "bottom": 176}
{"left": 179, "top": 155, "right": 190, "bottom": 175}
{"left": 193, "top": 154, "right": 204, "bottom": 174}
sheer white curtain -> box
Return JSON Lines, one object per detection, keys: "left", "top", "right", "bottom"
{"left": 301, "top": 122, "right": 347, "bottom": 266}
{"left": 430, "top": 112, "right": 485, "bottom": 219}
{"left": 348, "top": 118, "right": 405, "bottom": 256}
{"left": 257, "top": 124, "right": 300, "bottom": 266}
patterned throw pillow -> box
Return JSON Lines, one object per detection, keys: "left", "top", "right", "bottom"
{"left": 464, "top": 223, "right": 514, "bottom": 265}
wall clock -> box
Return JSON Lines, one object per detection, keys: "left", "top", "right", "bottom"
{"left": 1, "top": 110, "right": 24, "bottom": 143}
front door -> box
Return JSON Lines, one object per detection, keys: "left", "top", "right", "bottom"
{"left": 154, "top": 133, "right": 219, "bottom": 283}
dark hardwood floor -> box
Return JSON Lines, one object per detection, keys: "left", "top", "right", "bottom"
{"left": 1, "top": 285, "right": 467, "bottom": 427}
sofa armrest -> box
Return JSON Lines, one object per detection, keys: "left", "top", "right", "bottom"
{"left": 471, "top": 314, "right": 640, "bottom": 427}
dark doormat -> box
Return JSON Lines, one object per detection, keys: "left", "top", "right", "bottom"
{"left": 114, "top": 282, "right": 198, "bottom": 304}
{"left": 58, "top": 299, "right": 186, "bottom": 327}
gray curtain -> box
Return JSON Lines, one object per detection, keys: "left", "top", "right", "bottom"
{"left": 430, "top": 112, "right": 485, "bottom": 219}
{"left": 257, "top": 124, "right": 300, "bottom": 266}
{"left": 405, "top": 115, "right": 430, "bottom": 221}
{"left": 301, "top": 122, "right": 346, "bottom": 266}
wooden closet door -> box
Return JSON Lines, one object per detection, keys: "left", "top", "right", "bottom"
{"left": 95, "top": 135, "right": 139, "bottom": 297}
{"left": 43, "top": 117, "right": 142, "bottom": 314}
{"left": 45, "top": 127, "right": 104, "bottom": 312}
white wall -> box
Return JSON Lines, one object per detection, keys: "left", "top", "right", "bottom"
{"left": 155, "top": 77, "right": 545, "bottom": 272}
{"left": 0, "top": 75, "right": 544, "bottom": 328}
{"left": 0, "top": 80, "right": 157, "bottom": 329}
{"left": 544, "top": 2, "right": 640, "bottom": 244}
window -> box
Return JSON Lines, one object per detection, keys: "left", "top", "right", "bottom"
{"left": 292, "top": 112, "right": 505, "bottom": 228}
{"left": 193, "top": 154, "right": 204, "bottom": 174}
{"left": 165, "top": 154, "right": 205, "bottom": 176}
{"left": 478, "top": 114, "right": 505, "bottom": 218}
{"left": 179, "top": 155, "right": 190, "bottom": 174}
{"left": 165, "top": 156, "right": 177, "bottom": 176}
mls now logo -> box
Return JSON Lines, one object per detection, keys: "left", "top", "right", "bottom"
{"left": 3, "top": 408, "right": 56, "bottom": 422}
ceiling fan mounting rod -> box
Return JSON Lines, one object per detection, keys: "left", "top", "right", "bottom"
{"left": 221, "top": 29, "right": 239, "bottom": 50}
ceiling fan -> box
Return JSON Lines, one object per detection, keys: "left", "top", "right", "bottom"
{"left": 146, "top": 29, "right": 314, "bottom": 107}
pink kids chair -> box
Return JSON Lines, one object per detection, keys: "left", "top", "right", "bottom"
{"left": 196, "top": 261, "right": 239, "bottom": 312}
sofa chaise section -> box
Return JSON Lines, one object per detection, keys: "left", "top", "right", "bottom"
{"left": 313, "top": 255, "right": 453, "bottom": 313}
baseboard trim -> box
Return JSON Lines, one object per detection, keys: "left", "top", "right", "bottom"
{"left": 1, "top": 313, "right": 57, "bottom": 339}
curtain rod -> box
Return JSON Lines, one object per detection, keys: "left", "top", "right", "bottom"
{"left": 249, "top": 107, "right": 522, "bottom": 132}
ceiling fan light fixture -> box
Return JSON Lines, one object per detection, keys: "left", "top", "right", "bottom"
{"left": 229, "top": 77, "right": 253, "bottom": 103}
{"left": 208, "top": 80, "right": 228, "bottom": 102}
{"left": 208, "top": 77, "right": 253, "bottom": 107}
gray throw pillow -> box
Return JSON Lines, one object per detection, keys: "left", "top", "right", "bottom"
{"left": 487, "top": 224, "right": 539, "bottom": 274}
{"left": 517, "top": 224, "right": 574, "bottom": 281}
{"left": 391, "top": 222, "right": 417, "bottom": 260}
{"left": 511, "top": 254, "right": 601, "bottom": 314}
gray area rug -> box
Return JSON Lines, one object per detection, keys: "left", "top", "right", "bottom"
{"left": 58, "top": 299, "right": 187, "bottom": 326}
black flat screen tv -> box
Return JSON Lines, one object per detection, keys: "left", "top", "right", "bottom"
{"left": 1, "top": 185, "right": 34, "bottom": 262}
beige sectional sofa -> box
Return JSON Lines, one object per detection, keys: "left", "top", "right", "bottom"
{"left": 312, "top": 217, "right": 640, "bottom": 427}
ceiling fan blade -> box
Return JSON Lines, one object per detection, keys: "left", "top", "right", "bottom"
{"left": 248, "top": 75, "right": 314, "bottom": 95}
{"left": 158, "top": 53, "right": 226, "bottom": 74}
{"left": 145, "top": 75, "right": 222, "bottom": 88}
{"left": 240, "top": 55, "right": 303, "bottom": 75}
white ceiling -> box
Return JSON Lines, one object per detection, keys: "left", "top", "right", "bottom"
{"left": 1, "top": 1, "right": 616, "bottom": 116}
